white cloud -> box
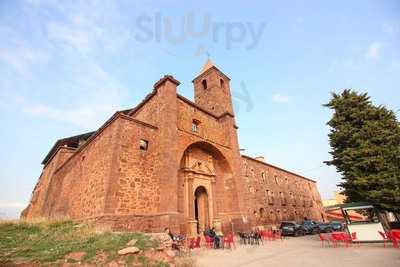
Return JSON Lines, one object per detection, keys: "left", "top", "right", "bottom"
{"left": 0, "top": 0, "right": 139, "bottom": 131}
{"left": 272, "top": 93, "right": 290, "bottom": 104}
{"left": 44, "top": 1, "right": 128, "bottom": 55}
{"left": 23, "top": 104, "right": 111, "bottom": 128}
{"left": 366, "top": 41, "right": 383, "bottom": 61}
{"left": 47, "top": 23, "right": 94, "bottom": 54}
{"left": 15, "top": 59, "right": 126, "bottom": 129}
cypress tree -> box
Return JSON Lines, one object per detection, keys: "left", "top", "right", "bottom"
{"left": 324, "top": 89, "right": 400, "bottom": 212}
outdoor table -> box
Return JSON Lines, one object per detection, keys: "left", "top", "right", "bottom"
{"left": 331, "top": 231, "right": 351, "bottom": 246}
{"left": 331, "top": 231, "right": 348, "bottom": 238}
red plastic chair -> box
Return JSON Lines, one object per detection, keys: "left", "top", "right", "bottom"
{"left": 223, "top": 234, "right": 236, "bottom": 249}
{"left": 327, "top": 233, "right": 338, "bottom": 247}
{"left": 379, "top": 231, "right": 399, "bottom": 248}
{"left": 262, "top": 230, "right": 273, "bottom": 241}
{"left": 204, "top": 236, "right": 214, "bottom": 249}
{"left": 274, "top": 230, "right": 283, "bottom": 241}
{"left": 189, "top": 236, "right": 201, "bottom": 249}
{"left": 342, "top": 233, "right": 353, "bottom": 247}
{"left": 350, "top": 232, "right": 361, "bottom": 247}
{"left": 332, "top": 232, "right": 352, "bottom": 247}
{"left": 260, "top": 230, "right": 267, "bottom": 241}
{"left": 387, "top": 231, "right": 399, "bottom": 248}
{"left": 318, "top": 233, "right": 330, "bottom": 247}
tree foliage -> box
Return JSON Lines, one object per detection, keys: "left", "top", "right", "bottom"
{"left": 324, "top": 89, "right": 400, "bottom": 212}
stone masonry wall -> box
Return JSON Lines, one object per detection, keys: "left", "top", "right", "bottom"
{"left": 177, "top": 98, "right": 229, "bottom": 148}
{"left": 241, "top": 156, "right": 325, "bottom": 226}
{"left": 111, "top": 118, "right": 159, "bottom": 215}
{"left": 41, "top": 116, "right": 122, "bottom": 219}
{"left": 22, "top": 147, "right": 76, "bottom": 218}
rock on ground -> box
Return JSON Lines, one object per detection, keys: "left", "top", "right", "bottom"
{"left": 117, "top": 246, "right": 140, "bottom": 255}
{"left": 126, "top": 238, "right": 137, "bottom": 246}
{"left": 146, "top": 233, "right": 173, "bottom": 249}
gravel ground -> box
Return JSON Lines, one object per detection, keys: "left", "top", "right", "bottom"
{"left": 194, "top": 235, "right": 400, "bottom": 267}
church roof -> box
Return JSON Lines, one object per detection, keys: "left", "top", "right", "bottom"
{"left": 194, "top": 58, "right": 230, "bottom": 82}
{"left": 42, "top": 107, "right": 137, "bottom": 165}
{"left": 199, "top": 58, "right": 215, "bottom": 75}
{"left": 42, "top": 131, "right": 95, "bottom": 165}
{"left": 241, "top": 155, "right": 316, "bottom": 183}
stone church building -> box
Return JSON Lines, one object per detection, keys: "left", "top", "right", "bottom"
{"left": 22, "top": 60, "right": 325, "bottom": 235}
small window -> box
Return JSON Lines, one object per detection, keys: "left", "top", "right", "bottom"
{"left": 192, "top": 120, "right": 200, "bottom": 133}
{"left": 139, "top": 139, "right": 149, "bottom": 150}
{"left": 220, "top": 79, "right": 224, "bottom": 88}
{"left": 202, "top": 79, "right": 207, "bottom": 90}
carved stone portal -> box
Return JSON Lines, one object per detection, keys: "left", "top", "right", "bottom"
{"left": 182, "top": 146, "right": 216, "bottom": 234}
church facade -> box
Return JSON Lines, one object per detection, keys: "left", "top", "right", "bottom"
{"left": 22, "top": 60, "right": 325, "bottom": 235}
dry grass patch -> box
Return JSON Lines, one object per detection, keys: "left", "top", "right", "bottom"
{"left": 0, "top": 219, "right": 165, "bottom": 266}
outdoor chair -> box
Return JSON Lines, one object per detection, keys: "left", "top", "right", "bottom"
{"left": 387, "top": 231, "right": 399, "bottom": 248}
{"left": 238, "top": 232, "right": 251, "bottom": 245}
{"left": 318, "top": 233, "right": 331, "bottom": 247}
{"left": 266, "top": 230, "right": 274, "bottom": 241}
{"left": 237, "top": 232, "right": 245, "bottom": 244}
{"left": 252, "top": 231, "right": 263, "bottom": 245}
{"left": 204, "top": 235, "right": 214, "bottom": 249}
{"left": 379, "top": 231, "right": 399, "bottom": 248}
{"left": 273, "top": 230, "right": 283, "bottom": 241}
{"left": 223, "top": 233, "right": 236, "bottom": 249}
{"left": 330, "top": 233, "right": 343, "bottom": 247}
{"left": 189, "top": 236, "right": 201, "bottom": 250}
{"left": 342, "top": 233, "right": 353, "bottom": 247}
{"left": 260, "top": 230, "right": 269, "bottom": 241}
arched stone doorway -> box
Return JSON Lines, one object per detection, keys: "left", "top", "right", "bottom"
{"left": 178, "top": 141, "right": 235, "bottom": 236}
{"left": 194, "top": 186, "right": 209, "bottom": 234}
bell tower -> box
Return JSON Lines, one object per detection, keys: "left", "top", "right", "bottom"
{"left": 193, "top": 59, "right": 234, "bottom": 116}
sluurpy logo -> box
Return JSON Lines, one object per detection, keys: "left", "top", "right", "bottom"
{"left": 133, "top": 12, "right": 266, "bottom": 51}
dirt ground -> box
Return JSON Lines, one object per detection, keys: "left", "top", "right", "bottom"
{"left": 193, "top": 235, "right": 400, "bottom": 267}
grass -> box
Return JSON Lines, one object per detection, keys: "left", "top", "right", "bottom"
{"left": 0, "top": 219, "right": 164, "bottom": 266}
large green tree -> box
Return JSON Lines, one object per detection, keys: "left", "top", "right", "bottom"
{"left": 324, "top": 89, "right": 400, "bottom": 212}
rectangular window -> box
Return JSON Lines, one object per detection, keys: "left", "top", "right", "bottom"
{"left": 139, "top": 139, "right": 149, "bottom": 150}
{"left": 267, "top": 190, "right": 274, "bottom": 205}
{"left": 192, "top": 120, "right": 200, "bottom": 133}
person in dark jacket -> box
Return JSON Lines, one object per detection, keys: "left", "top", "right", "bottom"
{"left": 164, "top": 227, "right": 179, "bottom": 250}
{"left": 205, "top": 227, "right": 220, "bottom": 248}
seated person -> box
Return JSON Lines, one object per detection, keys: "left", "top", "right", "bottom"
{"left": 208, "top": 227, "right": 221, "bottom": 248}
{"left": 164, "top": 227, "right": 179, "bottom": 250}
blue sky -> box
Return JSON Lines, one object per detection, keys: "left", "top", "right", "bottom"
{"left": 0, "top": 0, "right": 399, "bottom": 218}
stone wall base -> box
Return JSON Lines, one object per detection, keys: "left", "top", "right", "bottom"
{"left": 78, "top": 213, "right": 250, "bottom": 235}
{"left": 82, "top": 213, "right": 184, "bottom": 233}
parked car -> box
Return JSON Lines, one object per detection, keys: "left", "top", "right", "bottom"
{"left": 280, "top": 221, "right": 306, "bottom": 236}
{"left": 301, "top": 220, "right": 320, "bottom": 234}
{"left": 316, "top": 222, "right": 333, "bottom": 233}
{"left": 329, "top": 221, "right": 344, "bottom": 231}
